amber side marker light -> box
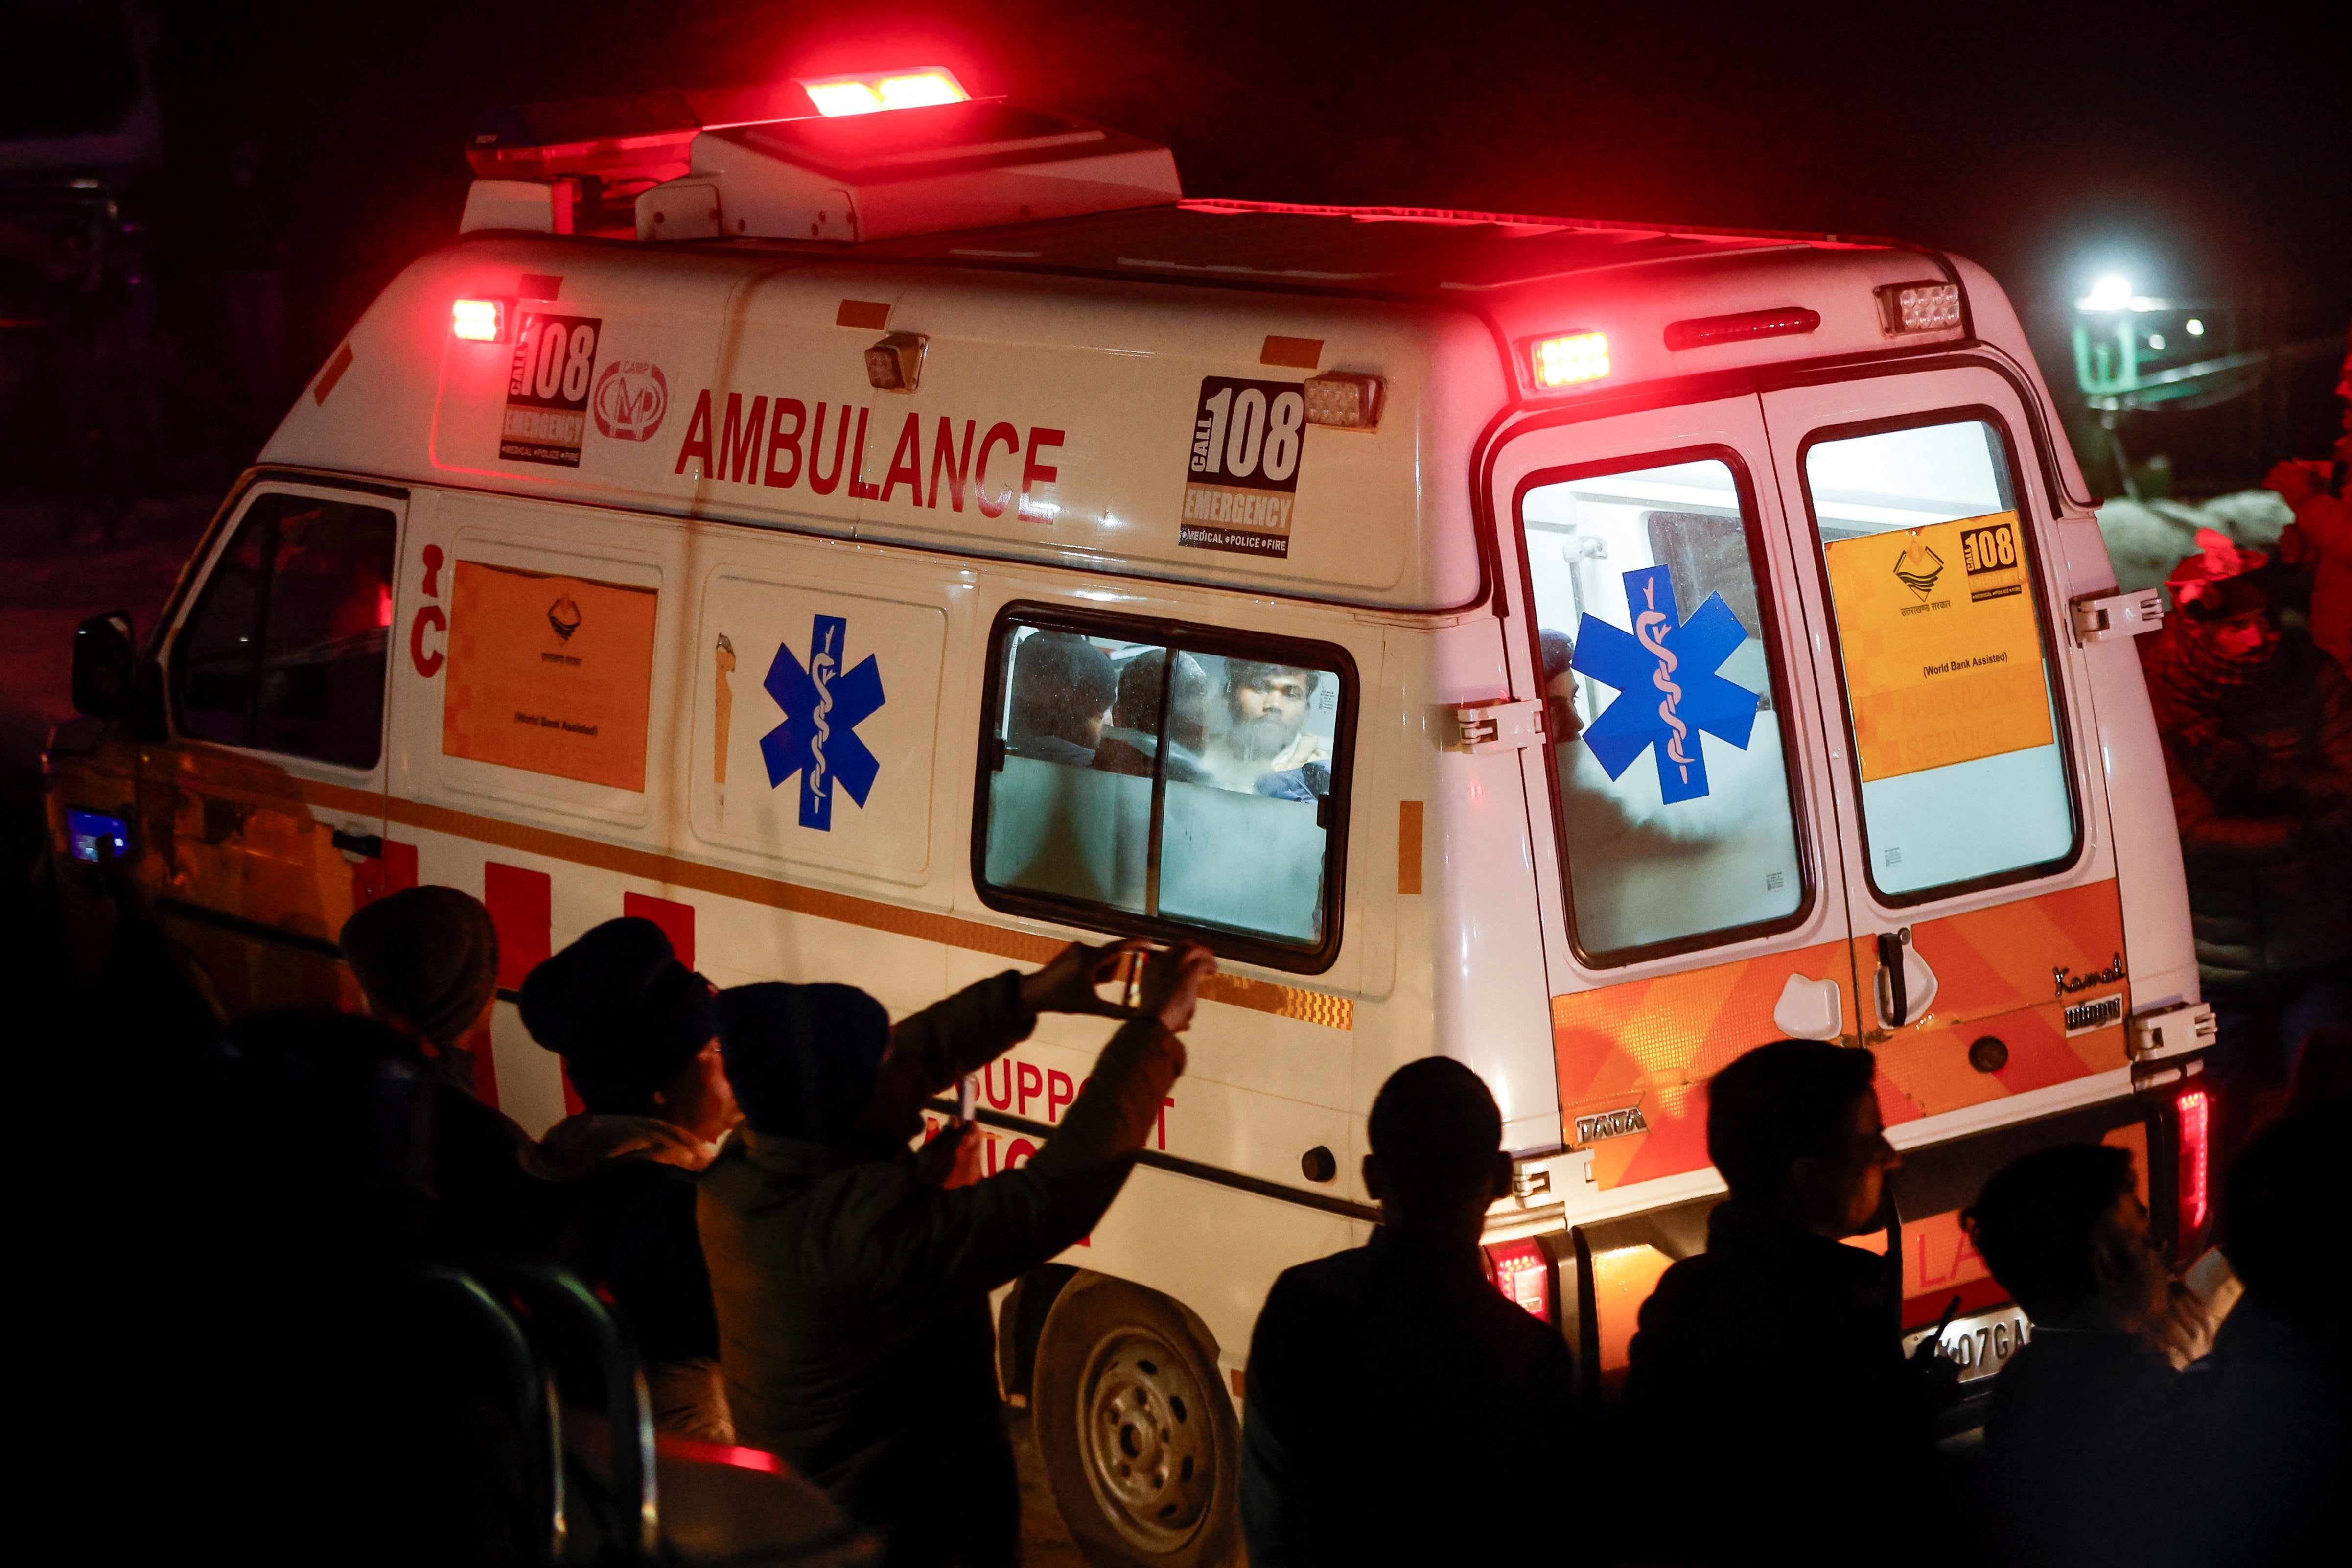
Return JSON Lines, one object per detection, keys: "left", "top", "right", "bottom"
{"left": 1527, "top": 331, "right": 1610, "bottom": 389}
{"left": 452, "top": 298, "right": 507, "bottom": 342}
{"left": 865, "top": 332, "right": 928, "bottom": 392}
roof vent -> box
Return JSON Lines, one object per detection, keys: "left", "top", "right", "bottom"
{"left": 633, "top": 97, "right": 1181, "bottom": 244}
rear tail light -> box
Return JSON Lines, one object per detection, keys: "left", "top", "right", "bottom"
{"left": 1528, "top": 331, "right": 1610, "bottom": 389}
{"left": 1483, "top": 1238, "right": 1554, "bottom": 1323}
{"left": 452, "top": 298, "right": 507, "bottom": 342}
{"left": 2176, "top": 1087, "right": 2212, "bottom": 1234}
{"left": 1875, "top": 281, "right": 1962, "bottom": 335}
{"left": 797, "top": 67, "right": 970, "bottom": 117}
{"left": 1302, "top": 372, "right": 1385, "bottom": 430}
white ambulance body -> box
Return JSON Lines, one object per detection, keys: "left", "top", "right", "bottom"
{"left": 49, "top": 78, "right": 2215, "bottom": 1565}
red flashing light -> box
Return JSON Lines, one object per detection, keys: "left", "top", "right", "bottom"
{"left": 1529, "top": 330, "right": 1610, "bottom": 389}
{"left": 453, "top": 298, "right": 506, "bottom": 342}
{"left": 1483, "top": 1238, "right": 1554, "bottom": 1323}
{"left": 796, "top": 67, "right": 969, "bottom": 118}
{"left": 2177, "top": 1087, "right": 2211, "bottom": 1234}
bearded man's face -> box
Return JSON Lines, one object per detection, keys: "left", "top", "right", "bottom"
{"left": 1229, "top": 670, "right": 1312, "bottom": 759}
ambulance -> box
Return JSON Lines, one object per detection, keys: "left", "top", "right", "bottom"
{"left": 50, "top": 67, "right": 2217, "bottom": 1566}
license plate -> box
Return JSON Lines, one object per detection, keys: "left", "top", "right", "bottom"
{"left": 1901, "top": 1305, "right": 2033, "bottom": 1383}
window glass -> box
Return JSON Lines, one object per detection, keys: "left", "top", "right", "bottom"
{"left": 1522, "top": 457, "right": 1805, "bottom": 958}
{"left": 172, "top": 494, "right": 396, "bottom": 769}
{"left": 980, "top": 620, "right": 1344, "bottom": 955}
{"left": 1803, "top": 420, "right": 2073, "bottom": 896}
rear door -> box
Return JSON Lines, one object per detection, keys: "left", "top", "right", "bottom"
{"left": 1491, "top": 393, "right": 1858, "bottom": 1194}
{"left": 1758, "top": 365, "right": 2134, "bottom": 1312}
{"left": 155, "top": 479, "right": 402, "bottom": 1011}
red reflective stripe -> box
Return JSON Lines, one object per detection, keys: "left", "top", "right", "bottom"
{"left": 623, "top": 891, "right": 696, "bottom": 970}
{"left": 482, "top": 862, "right": 552, "bottom": 1113}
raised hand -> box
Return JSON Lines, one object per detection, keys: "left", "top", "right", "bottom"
{"left": 1019, "top": 937, "right": 1154, "bottom": 1019}
{"left": 1137, "top": 941, "right": 1217, "bottom": 1034}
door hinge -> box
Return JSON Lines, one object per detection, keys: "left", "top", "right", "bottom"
{"left": 1454, "top": 698, "right": 1545, "bottom": 753}
{"left": 2070, "top": 587, "right": 2165, "bottom": 646}
{"left": 2128, "top": 1000, "right": 2215, "bottom": 1064}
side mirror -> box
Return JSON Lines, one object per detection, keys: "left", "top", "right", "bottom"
{"left": 72, "top": 611, "right": 138, "bottom": 719}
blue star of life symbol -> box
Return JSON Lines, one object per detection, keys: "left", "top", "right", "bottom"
{"left": 1573, "top": 565, "right": 1761, "bottom": 804}
{"left": 761, "top": 614, "right": 884, "bottom": 831}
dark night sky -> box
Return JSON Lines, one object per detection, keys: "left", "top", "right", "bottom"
{"left": 52, "top": 1, "right": 2352, "bottom": 475}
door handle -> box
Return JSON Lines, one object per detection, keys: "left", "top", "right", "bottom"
{"left": 1877, "top": 930, "right": 1909, "bottom": 1026}
{"left": 332, "top": 827, "right": 385, "bottom": 860}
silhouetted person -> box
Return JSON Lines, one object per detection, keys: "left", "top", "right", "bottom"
{"left": 1622, "top": 1039, "right": 1939, "bottom": 1564}
{"left": 339, "top": 886, "right": 538, "bottom": 1258}
{"left": 1004, "top": 630, "right": 1118, "bottom": 765}
{"left": 520, "top": 916, "right": 739, "bottom": 1439}
{"left": 698, "top": 938, "right": 1210, "bottom": 1567}
{"left": 2150, "top": 1102, "right": 2349, "bottom": 1568}
{"left": 1240, "top": 1057, "right": 1574, "bottom": 1567}
{"left": 1965, "top": 1144, "right": 2191, "bottom": 1568}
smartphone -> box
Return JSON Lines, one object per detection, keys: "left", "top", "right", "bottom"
{"left": 957, "top": 1076, "right": 977, "bottom": 1122}
{"left": 67, "top": 809, "right": 129, "bottom": 864}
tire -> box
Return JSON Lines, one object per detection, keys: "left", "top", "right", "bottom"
{"left": 1031, "top": 1277, "right": 1240, "bottom": 1568}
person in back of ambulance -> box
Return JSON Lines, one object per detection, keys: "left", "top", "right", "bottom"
{"left": 518, "top": 916, "right": 738, "bottom": 1441}
{"left": 1201, "top": 660, "right": 1328, "bottom": 796}
{"left": 1092, "top": 648, "right": 1214, "bottom": 782}
{"left": 1621, "top": 1039, "right": 1953, "bottom": 1565}
{"left": 1963, "top": 1143, "right": 2197, "bottom": 1568}
{"left": 1238, "top": 1056, "right": 1576, "bottom": 1568}
{"left": 339, "top": 886, "right": 541, "bottom": 1259}
{"left": 2140, "top": 529, "right": 2352, "bottom": 1119}
{"left": 697, "top": 936, "right": 1209, "bottom": 1568}
{"left": 1004, "top": 629, "right": 1118, "bottom": 767}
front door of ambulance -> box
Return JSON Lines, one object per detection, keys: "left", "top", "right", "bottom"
{"left": 156, "top": 482, "right": 401, "bottom": 1012}
{"left": 1491, "top": 394, "right": 1857, "bottom": 1192}
{"left": 1759, "top": 366, "right": 2125, "bottom": 1148}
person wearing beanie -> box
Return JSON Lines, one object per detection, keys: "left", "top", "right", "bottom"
{"left": 2140, "top": 528, "right": 2352, "bottom": 1121}
{"left": 699, "top": 936, "right": 1212, "bottom": 1568}
{"left": 518, "top": 916, "right": 738, "bottom": 1440}
{"left": 339, "top": 885, "right": 500, "bottom": 1097}
{"left": 338, "top": 886, "right": 539, "bottom": 1260}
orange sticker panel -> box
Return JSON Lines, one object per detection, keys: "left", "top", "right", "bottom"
{"left": 442, "top": 561, "right": 657, "bottom": 791}
{"left": 1553, "top": 936, "right": 1857, "bottom": 1190}
{"left": 1823, "top": 512, "right": 2053, "bottom": 782}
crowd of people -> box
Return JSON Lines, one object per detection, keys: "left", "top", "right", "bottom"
{"left": 71, "top": 854, "right": 2346, "bottom": 1567}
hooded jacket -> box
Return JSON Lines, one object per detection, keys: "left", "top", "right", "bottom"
{"left": 698, "top": 970, "right": 1184, "bottom": 1565}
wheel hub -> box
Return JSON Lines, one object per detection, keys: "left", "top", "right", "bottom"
{"left": 1077, "top": 1329, "right": 1212, "bottom": 1552}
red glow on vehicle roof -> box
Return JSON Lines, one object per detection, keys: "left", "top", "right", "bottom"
{"left": 796, "top": 66, "right": 969, "bottom": 117}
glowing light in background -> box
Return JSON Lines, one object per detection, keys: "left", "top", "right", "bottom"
{"left": 2177, "top": 1088, "right": 2211, "bottom": 1232}
{"left": 799, "top": 67, "right": 970, "bottom": 117}
{"left": 2083, "top": 275, "right": 2133, "bottom": 312}
{"left": 2186, "top": 318, "right": 2205, "bottom": 336}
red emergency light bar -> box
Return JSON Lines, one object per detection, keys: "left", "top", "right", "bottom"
{"left": 465, "top": 83, "right": 822, "bottom": 186}
{"left": 795, "top": 66, "right": 970, "bottom": 117}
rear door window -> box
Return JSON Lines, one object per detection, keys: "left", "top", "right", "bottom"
{"left": 1521, "top": 455, "right": 1809, "bottom": 960}
{"left": 1799, "top": 418, "right": 2074, "bottom": 897}
{"left": 976, "top": 611, "right": 1351, "bottom": 969}
{"left": 172, "top": 492, "right": 397, "bottom": 770}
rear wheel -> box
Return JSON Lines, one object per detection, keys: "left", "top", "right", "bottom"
{"left": 1031, "top": 1278, "right": 1239, "bottom": 1568}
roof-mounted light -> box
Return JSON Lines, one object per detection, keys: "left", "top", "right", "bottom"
{"left": 453, "top": 298, "right": 507, "bottom": 342}
{"left": 795, "top": 67, "right": 970, "bottom": 118}
{"left": 1528, "top": 331, "right": 1610, "bottom": 389}
{"left": 1875, "top": 281, "right": 1961, "bottom": 335}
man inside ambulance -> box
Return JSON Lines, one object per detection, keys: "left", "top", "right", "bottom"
{"left": 1202, "top": 659, "right": 1330, "bottom": 798}
{"left": 1004, "top": 631, "right": 1118, "bottom": 768}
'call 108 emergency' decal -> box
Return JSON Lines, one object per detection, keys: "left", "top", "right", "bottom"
{"left": 700, "top": 576, "right": 944, "bottom": 874}
{"left": 1180, "top": 376, "right": 1307, "bottom": 558}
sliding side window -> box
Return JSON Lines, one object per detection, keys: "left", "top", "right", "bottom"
{"left": 975, "top": 611, "right": 1352, "bottom": 971}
